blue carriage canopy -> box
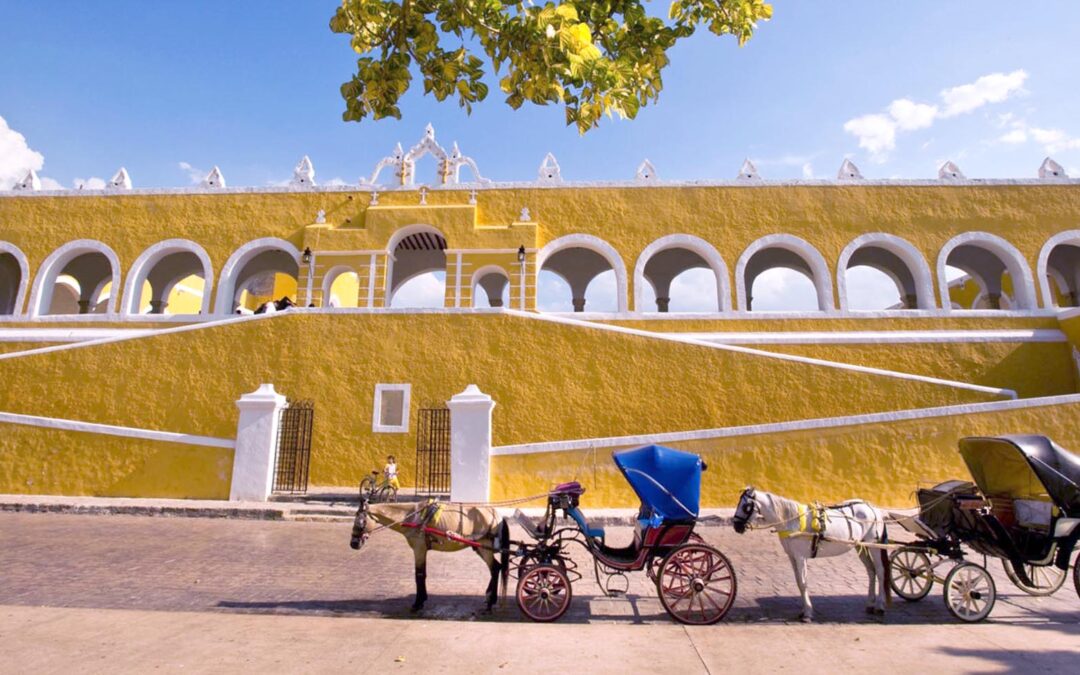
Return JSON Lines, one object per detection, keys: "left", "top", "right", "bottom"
{"left": 613, "top": 445, "right": 703, "bottom": 522}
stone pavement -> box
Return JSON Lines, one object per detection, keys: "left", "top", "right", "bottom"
{"left": 0, "top": 512, "right": 1076, "bottom": 672}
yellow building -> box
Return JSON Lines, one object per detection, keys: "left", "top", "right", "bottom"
{"left": 2, "top": 129, "right": 1080, "bottom": 506}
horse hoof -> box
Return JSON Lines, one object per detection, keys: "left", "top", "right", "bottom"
{"left": 865, "top": 606, "right": 876, "bottom": 615}
{"left": 798, "top": 614, "right": 812, "bottom": 623}
{"left": 873, "top": 608, "right": 886, "bottom": 617}
{"left": 410, "top": 604, "right": 423, "bottom": 613}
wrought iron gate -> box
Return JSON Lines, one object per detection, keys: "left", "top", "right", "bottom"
{"left": 273, "top": 399, "right": 314, "bottom": 494}
{"left": 415, "top": 406, "right": 451, "bottom": 495}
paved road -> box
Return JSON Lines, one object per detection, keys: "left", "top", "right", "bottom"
{"left": 1, "top": 512, "right": 1077, "bottom": 672}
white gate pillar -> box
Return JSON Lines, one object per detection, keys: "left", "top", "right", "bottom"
{"left": 230, "top": 383, "right": 287, "bottom": 501}
{"left": 447, "top": 384, "right": 495, "bottom": 503}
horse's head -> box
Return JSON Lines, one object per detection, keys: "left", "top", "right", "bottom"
{"left": 733, "top": 486, "right": 760, "bottom": 534}
{"left": 350, "top": 494, "right": 371, "bottom": 550}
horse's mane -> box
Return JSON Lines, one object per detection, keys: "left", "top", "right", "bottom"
{"left": 762, "top": 491, "right": 801, "bottom": 527}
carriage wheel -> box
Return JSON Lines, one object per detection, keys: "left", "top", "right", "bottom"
{"left": 516, "top": 564, "right": 572, "bottom": 622}
{"left": 1002, "top": 559, "right": 1067, "bottom": 596}
{"left": 889, "top": 549, "right": 934, "bottom": 601}
{"left": 373, "top": 486, "right": 396, "bottom": 503}
{"left": 656, "top": 544, "right": 737, "bottom": 625}
{"left": 943, "top": 563, "right": 996, "bottom": 622}
{"left": 1074, "top": 553, "right": 1079, "bottom": 600}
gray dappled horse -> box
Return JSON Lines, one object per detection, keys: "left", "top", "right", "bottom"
{"left": 350, "top": 496, "right": 509, "bottom": 612}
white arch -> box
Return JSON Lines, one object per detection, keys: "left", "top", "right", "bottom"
{"left": 836, "top": 233, "right": 936, "bottom": 310}
{"left": 0, "top": 241, "right": 30, "bottom": 316}
{"left": 936, "top": 232, "right": 1036, "bottom": 310}
{"left": 632, "top": 234, "right": 731, "bottom": 312}
{"left": 384, "top": 224, "right": 448, "bottom": 307}
{"left": 321, "top": 264, "right": 359, "bottom": 307}
{"left": 28, "top": 239, "right": 122, "bottom": 317}
{"left": 121, "top": 239, "right": 214, "bottom": 316}
{"left": 735, "top": 234, "right": 834, "bottom": 312}
{"left": 1036, "top": 230, "right": 1080, "bottom": 308}
{"left": 470, "top": 264, "right": 510, "bottom": 307}
{"left": 214, "top": 237, "right": 301, "bottom": 315}
{"left": 536, "top": 234, "right": 629, "bottom": 313}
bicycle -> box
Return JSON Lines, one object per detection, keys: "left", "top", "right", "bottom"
{"left": 359, "top": 470, "right": 399, "bottom": 503}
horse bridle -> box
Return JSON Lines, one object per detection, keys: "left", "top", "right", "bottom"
{"left": 350, "top": 496, "right": 371, "bottom": 550}
{"left": 733, "top": 487, "right": 757, "bottom": 533}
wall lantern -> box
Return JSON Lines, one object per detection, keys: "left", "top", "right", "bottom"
{"left": 517, "top": 245, "right": 526, "bottom": 264}
{"left": 301, "top": 247, "right": 313, "bottom": 265}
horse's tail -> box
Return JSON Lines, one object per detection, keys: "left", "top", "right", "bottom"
{"left": 499, "top": 518, "right": 511, "bottom": 603}
{"left": 879, "top": 521, "right": 892, "bottom": 607}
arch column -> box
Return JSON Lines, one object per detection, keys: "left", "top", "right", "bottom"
{"left": 936, "top": 232, "right": 1036, "bottom": 310}
{"left": 122, "top": 239, "right": 214, "bottom": 316}
{"left": 0, "top": 242, "right": 30, "bottom": 316}
{"left": 1037, "top": 230, "right": 1080, "bottom": 308}
{"left": 536, "top": 234, "right": 628, "bottom": 313}
{"left": 836, "top": 233, "right": 936, "bottom": 310}
{"left": 632, "top": 234, "right": 731, "bottom": 312}
{"left": 28, "top": 240, "right": 122, "bottom": 317}
{"left": 734, "top": 234, "right": 834, "bottom": 312}
{"left": 214, "top": 238, "right": 301, "bottom": 315}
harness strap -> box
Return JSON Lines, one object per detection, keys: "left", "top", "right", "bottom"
{"left": 778, "top": 503, "right": 828, "bottom": 557}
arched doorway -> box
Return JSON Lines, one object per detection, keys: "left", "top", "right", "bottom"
{"left": 29, "top": 240, "right": 121, "bottom": 316}
{"left": 386, "top": 226, "right": 447, "bottom": 308}
{"left": 0, "top": 243, "right": 29, "bottom": 315}
{"left": 215, "top": 238, "right": 301, "bottom": 314}
{"left": 633, "top": 235, "right": 729, "bottom": 312}
{"left": 1037, "top": 231, "right": 1080, "bottom": 308}
{"left": 536, "top": 235, "right": 627, "bottom": 313}
{"left": 837, "top": 234, "right": 935, "bottom": 310}
{"left": 323, "top": 266, "right": 360, "bottom": 308}
{"left": 937, "top": 233, "right": 1036, "bottom": 310}
{"left": 471, "top": 266, "right": 510, "bottom": 307}
{"left": 736, "top": 235, "right": 833, "bottom": 312}
{"left": 123, "top": 240, "right": 213, "bottom": 315}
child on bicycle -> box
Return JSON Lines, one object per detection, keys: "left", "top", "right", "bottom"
{"left": 383, "top": 455, "right": 400, "bottom": 492}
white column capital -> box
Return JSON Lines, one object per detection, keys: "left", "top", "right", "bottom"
{"left": 236, "top": 383, "right": 287, "bottom": 410}
{"left": 447, "top": 384, "right": 496, "bottom": 410}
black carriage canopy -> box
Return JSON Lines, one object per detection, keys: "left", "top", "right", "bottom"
{"left": 958, "top": 435, "right": 1080, "bottom": 515}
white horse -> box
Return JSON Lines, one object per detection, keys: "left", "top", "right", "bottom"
{"left": 733, "top": 487, "right": 891, "bottom": 621}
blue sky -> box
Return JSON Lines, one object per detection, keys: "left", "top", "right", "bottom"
{"left": 3, "top": 1, "right": 1080, "bottom": 192}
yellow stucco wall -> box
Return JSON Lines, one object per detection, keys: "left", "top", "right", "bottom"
{"left": 490, "top": 398, "right": 1080, "bottom": 508}
{"left": 752, "top": 341, "right": 1076, "bottom": 399}
{"left": 0, "top": 423, "right": 232, "bottom": 498}
{"left": 2, "top": 182, "right": 1080, "bottom": 314}
{"left": 0, "top": 312, "right": 1004, "bottom": 487}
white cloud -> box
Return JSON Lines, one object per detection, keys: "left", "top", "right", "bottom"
{"left": 39, "top": 176, "right": 64, "bottom": 191}
{"left": 999, "top": 128, "right": 1027, "bottom": 144}
{"left": 844, "top": 113, "right": 897, "bottom": 157}
{"left": 389, "top": 271, "right": 446, "bottom": 308}
{"left": 801, "top": 163, "right": 814, "bottom": 179}
{"left": 844, "top": 70, "right": 1028, "bottom": 160}
{"left": 888, "top": 99, "right": 938, "bottom": 131}
{"left": 996, "top": 118, "right": 1080, "bottom": 153}
{"left": 940, "top": 70, "right": 1028, "bottom": 118}
{"left": 750, "top": 268, "right": 819, "bottom": 311}
{"left": 0, "top": 115, "right": 45, "bottom": 189}
{"left": 843, "top": 266, "right": 902, "bottom": 310}
{"left": 178, "top": 161, "right": 205, "bottom": 184}
{"left": 74, "top": 177, "right": 106, "bottom": 190}
{"left": 324, "top": 177, "right": 348, "bottom": 187}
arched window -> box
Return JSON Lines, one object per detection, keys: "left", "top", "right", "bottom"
{"left": 1037, "top": 231, "right": 1080, "bottom": 308}
{"left": 386, "top": 226, "right": 447, "bottom": 308}
{"left": 122, "top": 240, "right": 213, "bottom": 315}
{"left": 322, "top": 266, "right": 360, "bottom": 308}
{"left": 735, "top": 235, "right": 833, "bottom": 312}
{"left": 471, "top": 266, "right": 510, "bottom": 308}
{"left": 29, "top": 240, "right": 121, "bottom": 316}
{"left": 0, "top": 242, "right": 29, "bottom": 316}
{"left": 215, "top": 238, "right": 301, "bottom": 314}
{"left": 937, "top": 233, "right": 1036, "bottom": 310}
{"left": 837, "top": 234, "right": 935, "bottom": 310}
{"left": 633, "top": 235, "right": 729, "bottom": 312}
{"left": 536, "top": 234, "right": 627, "bottom": 313}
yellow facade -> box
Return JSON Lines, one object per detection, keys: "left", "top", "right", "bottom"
{"left": 2, "top": 164, "right": 1080, "bottom": 502}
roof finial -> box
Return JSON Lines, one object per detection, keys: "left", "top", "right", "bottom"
{"left": 292, "top": 156, "right": 315, "bottom": 187}
{"left": 635, "top": 159, "right": 658, "bottom": 182}
{"left": 107, "top": 167, "right": 132, "bottom": 190}
{"left": 537, "top": 153, "right": 562, "bottom": 183}
{"left": 938, "top": 160, "right": 966, "bottom": 180}
{"left": 202, "top": 166, "right": 226, "bottom": 189}
{"left": 12, "top": 169, "right": 42, "bottom": 191}
{"left": 837, "top": 159, "right": 863, "bottom": 180}
{"left": 1038, "top": 157, "right": 1067, "bottom": 179}
{"left": 737, "top": 159, "right": 760, "bottom": 180}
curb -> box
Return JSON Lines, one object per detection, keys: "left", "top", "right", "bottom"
{"left": 0, "top": 501, "right": 288, "bottom": 520}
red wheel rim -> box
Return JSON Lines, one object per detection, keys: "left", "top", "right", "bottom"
{"left": 517, "top": 565, "right": 572, "bottom": 622}
{"left": 657, "top": 545, "right": 736, "bottom": 625}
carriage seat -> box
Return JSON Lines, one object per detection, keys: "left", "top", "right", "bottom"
{"left": 566, "top": 507, "right": 605, "bottom": 542}
{"left": 1013, "top": 499, "right": 1053, "bottom": 531}
{"left": 511, "top": 509, "right": 546, "bottom": 539}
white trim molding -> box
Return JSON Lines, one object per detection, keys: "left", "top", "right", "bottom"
{"left": 372, "top": 383, "right": 411, "bottom": 433}
{"left": 491, "top": 393, "right": 1080, "bottom": 457}
{"left": 735, "top": 234, "right": 834, "bottom": 312}
{"left": 0, "top": 241, "right": 31, "bottom": 316}
{"left": 121, "top": 239, "right": 214, "bottom": 316}
{"left": 0, "top": 410, "right": 235, "bottom": 448}
{"left": 632, "top": 234, "right": 731, "bottom": 312}
{"left": 28, "top": 239, "right": 122, "bottom": 318}
{"left": 937, "top": 231, "right": 1037, "bottom": 310}
{"left": 536, "top": 233, "right": 629, "bottom": 313}
{"left": 1036, "top": 229, "right": 1080, "bottom": 308}
{"left": 837, "top": 233, "right": 936, "bottom": 310}
{"left": 214, "top": 237, "right": 301, "bottom": 315}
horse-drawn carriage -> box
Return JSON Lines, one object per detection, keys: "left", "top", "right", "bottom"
{"left": 889, "top": 435, "right": 1080, "bottom": 621}
{"left": 510, "top": 444, "right": 738, "bottom": 624}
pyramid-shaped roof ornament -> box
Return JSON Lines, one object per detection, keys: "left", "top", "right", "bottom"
{"left": 1038, "top": 157, "right": 1067, "bottom": 179}
{"left": 292, "top": 156, "right": 315, "bottom": 187}
{"left": 635, "top": 159, "right": 658, "bottom": 182}
{"left": 537, "top": 153, "right": 562, "bottom": 183}
{"left": 837, "top": 159, "right": 863, "bottom": 180}
{"left": 12, "top": 169, "right": 41, "bottom": 191}
{"left": 201, "top": 166, "right": 226, "bottom": 189}
{"left": 107, "top": 167, "right": 132, "bottom": 190}
{"left": 938, "top": 160, "right": 966, "bottom": 180}
{"left": 737, "top": 159, "right": 760, "bottom": 180}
